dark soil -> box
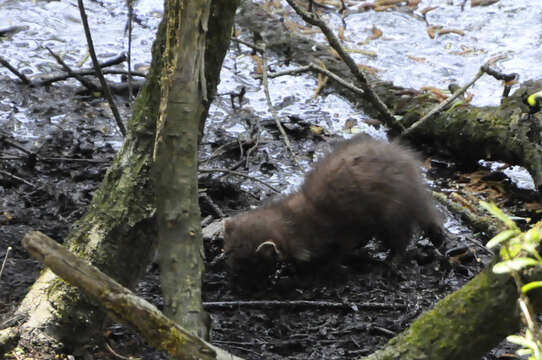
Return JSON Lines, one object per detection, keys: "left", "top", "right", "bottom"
{"left": 1, "top": 77, "right": 539, "bottom": 359}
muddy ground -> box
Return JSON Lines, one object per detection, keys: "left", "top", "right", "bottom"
{"left": 1, "top": 75, "right": 540, "bottom": 360}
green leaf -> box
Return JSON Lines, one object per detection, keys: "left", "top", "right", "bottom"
{"left": 486, "top": 229, "right": 521, "bottom": 248}
{"left": 522, "top": 281, "right": 542, "bottom": 294}
{"left": 516, "top": 348, "right": 532, "bottom": 356}
{"left": 493, "top": 258, "right": 539, "bottom": 274}
{"left": 507, "top": 335, "right": 537, "bottom": 349}
{"left": 526, "top": 228, "right": 541, "bottom": 244}
{"left": 479, "top": 201, "right": 518, "bottom": 230}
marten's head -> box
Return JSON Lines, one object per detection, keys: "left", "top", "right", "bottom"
{"left": 222, "top": 209, "right": 289, "bottom": 283}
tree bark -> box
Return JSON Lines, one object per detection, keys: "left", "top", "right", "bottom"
{"left": 153, "top": 0, "right": 211, "bottom": 340}
{"left": 237, "top": 2, "right": 542, "bottom": 192}
{"left": 2, "top": 0, "right": 239, "bottom": 355}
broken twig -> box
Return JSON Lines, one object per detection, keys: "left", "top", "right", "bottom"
{"left": 0, "top": 57, "right": 31, "bottom": 85}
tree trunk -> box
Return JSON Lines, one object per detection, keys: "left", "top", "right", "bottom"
{"left": 237, "top": 1, "right": 542, "bottom": 192}
{"left": 1, "top": 0, "right": 239, "bottom": 355}
{"left": 153, "top": 0, "right": 211, "bottom": 340}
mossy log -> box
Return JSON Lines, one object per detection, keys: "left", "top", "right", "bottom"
{"left": 237, "top": 2, "right": 542, "bottom": 192}
{"left": 21, "top": 231, "right": 243, "bottom": 360}
{"left": 360, "top": 253, "right": 542, "bottom": 360}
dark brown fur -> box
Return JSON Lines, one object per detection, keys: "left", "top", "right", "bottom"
{"left": 223, "top": 136, "right": 443, "bottom": 277}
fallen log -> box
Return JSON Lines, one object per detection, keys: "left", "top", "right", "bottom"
{"left": 22, "top": 231, "right": 243, "bottom": 360}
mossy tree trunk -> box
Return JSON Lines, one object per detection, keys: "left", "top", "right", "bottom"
{"left": 153, "top": 0, "right": 211, "bottom": 340}
{"left": 237, "top": 2, "right": 542, "bottom": 192}
{"left": 1, "top": 0, "right": 238, "bottom": 355}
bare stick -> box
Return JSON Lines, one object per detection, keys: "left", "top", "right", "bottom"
{"left": 266, "top": 62, "right": 365, "bottom": 97}
{"left": 402, "top": 67, "right": 485, "bottom": 137}
{"left": 37, "top": 69, "right": 146, "bottom": 86}
{"left": 199, "top": 168, "right": 281, "bottom": 193}
{"left": 0, "top": 169, "right": 37, "bottom": 188}
{"left": 284, "top": 0, "right": 403, "bottom": 133}
{"left": 46, "top": 47, "right": 100, "bottom": 92}
{"left": 77, "top": 0, "right": 126, "bottom": 137}
{"left": 0, "top": 133, "right": 32, "bottom": 155}
{"left": 0, "top": 57, "right": 31, "bottom": 85}
{"left": 203, "top": 300, "right": 407, "bottom": 311}
{"left": 39, "top": 156, "right": 110, "bottom": 164}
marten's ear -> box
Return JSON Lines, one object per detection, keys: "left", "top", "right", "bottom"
{"left": 255, "top": 240, "right": 283, "bottom": 260}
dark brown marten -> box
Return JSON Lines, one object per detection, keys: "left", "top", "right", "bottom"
{"left": 223, "top": 135, "right": 444, "bottom": 279}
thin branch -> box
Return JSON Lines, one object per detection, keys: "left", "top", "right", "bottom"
{"left": 36, "top": 69, "right": 146, "bottom": 87}
{"left": 46, "top": 47, "right": 100, "bottom": 92}
{"left": 125, "top": 0, "right": 135, "bottom": 100}
{"left": 266, "top": 62, "right": 365, "bottom": 97}
{"left": 0, "top": 134, "right": 32, "bottom": 155}
{"left": 199, "top": 168, "right": 280, "bottom": 193}
{"left": 0, "top": 57, "right": 31, "bottom": 85}
{"left": 402, "top": 66, "right": 485, "bottom": 137}
{"left": 203, "top": 300, "right": 407, "bottom": 311}
{"left": 0, "top": 169, "right": 37, "bottom": 188}
{"left": 284, "top": 0, "right": 403, "bottom": 133}
{"left": 77, "top": 0, "right": 126, "bottom": 137}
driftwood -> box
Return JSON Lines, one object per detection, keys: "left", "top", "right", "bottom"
{"left": 21, "top": 231, "right": 243, "bottom": 360}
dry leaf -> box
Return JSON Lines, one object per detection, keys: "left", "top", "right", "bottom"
{"left": 328, "top": 47, "right": 341, "bottom": 59}
{"left": 313, "top": 73, "right": 329, "bottom": 99}
{"left": 346, "top": 48, "right": 378, "bottom": 57}
{"left": 375, "top": 0, "right": 405, "bottom": 5}
{"left": 427, "top": 25, "right": 441, "bottom": 39}
{"left": 339, "top": 26, "right": 347, "bottom": 41}
{"left": 358, "top": 64, "right": 381, "bottom": 74}
{"left": 310, "top": 125, "right": 324, "bottom": 136}
{"left": 438, "top": 28, "right": 465, "bottom": 36}
{"left": 420, "top": 6, "right": 438, "bottom": 16}
{"left": 420, "top": 86, "right": 448, "bottom": 101}
{"left": 408, "top": 55, "right": 426, "bottom": 62}
{"left": 251, "top": 54, "right": 263, "bottom": 75}
{"left": 374, "top": 5, "right": 395, "bottom": 11}
{"left": 472, "top": 0, "right": 499, "bottom": 6}
{"left": 370, "top": 25, "right": 383, "bottom": 40}
{"left": 488, "top": 54, "right": 507, "bottom": 65}
{"left": 344, "top": 119, "right": 357, "bottom": 130}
